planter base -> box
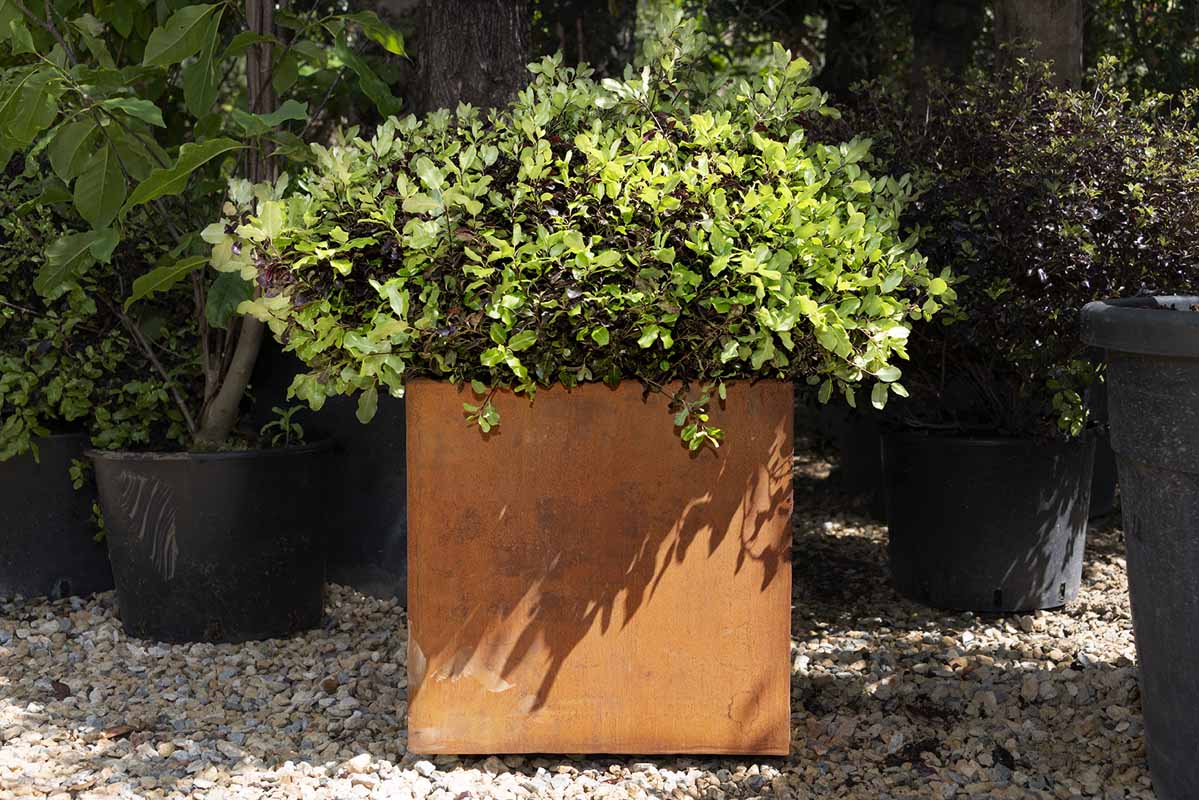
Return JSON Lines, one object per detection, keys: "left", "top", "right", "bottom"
{"left": 406, "top": 380, "right": 793, "bottom": 755}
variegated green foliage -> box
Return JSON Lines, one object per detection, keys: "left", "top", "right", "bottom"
{"left": 217, "top": 15, "right": 944, "bottom": 445}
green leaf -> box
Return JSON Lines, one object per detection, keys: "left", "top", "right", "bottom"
{"left": 74, "top": 143, "right": 126, "bottom": 228}
{"left": 333, "top": 41, "right": 403, "bottom": 117}
{"left": 271, "top": 51, "right": 299, "bottom": 95}
{"left": 221, "top": 31, "right": 274, "bottom": 61}
{"left": 48, "top": 120, "right": 98, "bottom": 181}
{"left": 929, "top": 277, "right": 949, "bottom": 296}
{"left": 356, "top": 384, "right": 378, "bottom": 424}
{"left": 344, "top": 11, "right": 406, "bottom": 55}
{"left": 35, "top": 230, "right": 112, "bottom": 297}
{"left": 0, "top": 68, "right": 60, "bottom": 149}
{"left": 125, "top": 255, "right": 207, "bottom": 310}
{"left": 182, "top": 10, "right": 222, "bottom": 117}
{"left": 230, "top": 100, "right": 308, "bottom": 136}
{"left": 480, "top": 347, "right": 505, "bottom": 367}
{"left": 205, "top": 271, "right": 254, "bottom": 329}
{"left": 142, "top": 4, "right": 221, "bottom": 66}
{"left": 591, "top": 326, "right": 610, "bottom": 346}
{"left": 507, "top": 330, "right": 537, "bottom": 351}
{"left": 123, "top": 138, "right": 242, "bottom": 213}
{"left": 870, "top": 382, "right": 889, "bottom": 411}
{"left": 876, "top": 364, "right": 901, "bottom": 382}
{"left": 850, "top": 179, "right": 873, "bottom": 193}
{"left": 100, "top": 97, "right": 165, "bottom": 127}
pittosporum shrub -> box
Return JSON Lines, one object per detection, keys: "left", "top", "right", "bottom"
{"left": 843, "top": 58, "right": 1199, "bottom": 438}
{"left": 0, "top": 162, "right": 193, "bottom": 460}
{"left": 213, "top": 17, "right": 943, "bottom": 447}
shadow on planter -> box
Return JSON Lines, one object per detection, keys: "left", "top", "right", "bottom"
{"left": 252, "top": 344, "right": 407, "bottom": 600}
{"left": 406, "top": 380, "right": 794, "bottom": 755}
{"left": 0, "top": 433, "right": 112, "bottom": 600}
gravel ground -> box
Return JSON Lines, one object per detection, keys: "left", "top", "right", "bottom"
{"left": 0, "top": 453, "right": 1150, "bottom": 799}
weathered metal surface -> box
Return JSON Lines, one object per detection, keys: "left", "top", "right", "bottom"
{"left": 406, "top": 379, "right": 793, "bottom": 755}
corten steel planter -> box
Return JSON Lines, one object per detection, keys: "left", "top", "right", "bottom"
{"left": 1081, "top": 295, "right": 1199, "bottom": 800}
{"left": 0, "top": 433, "right": 113, "bottom": 599}
{"left": 406, "top": 379, "right": 794, "bottom": 755}
{"left": 89, "top": 443, "right": 331, "bottom": 643}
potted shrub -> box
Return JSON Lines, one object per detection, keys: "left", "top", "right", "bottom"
{"left": 0, "top": 164, "right": 189, "bottom": 599}
{"left": 219, "top": 17, "right": 941, "bottom": 753}
{"left": 2, "top": 0, "right": 406, "bottom": 641}
{"left": 848, "top": 61, "right": 1191, "bottom": 613}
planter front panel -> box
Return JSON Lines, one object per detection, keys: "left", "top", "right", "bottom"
{"left": 407, "top": 380, "right": 793, "bottom": 755}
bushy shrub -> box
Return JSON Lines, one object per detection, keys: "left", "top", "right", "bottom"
{"left": 846, "top": 59, "right": 1199, "bottom": 438}
{"left": 214, "top": 19, "right": 942, "bottom": 446}
{"left": 0, "top": 162, "right": 193, "bottom": 460}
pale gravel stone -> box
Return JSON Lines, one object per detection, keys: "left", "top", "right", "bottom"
{"left": 0, "top": 452, "right": 1154, "bottom": 798}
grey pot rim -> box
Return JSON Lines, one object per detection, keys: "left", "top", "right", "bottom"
{"left": 1081, "top": 295, "right": 1199, "bottom": 358}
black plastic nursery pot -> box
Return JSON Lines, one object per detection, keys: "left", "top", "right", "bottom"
{"left": 1081, "top": 295, "right": 1199, "bottom": 800}
{"left": 252, "top": 344, "right": 408, "bottom": 599}
{"left": 881, "top": 432, "right": 1095, "bottom": 612}
{"left": 0, "top": 433, "right": 113, "bottom": 599}
{"left": 88, "top": 442, "right": 331, "bottom": 643}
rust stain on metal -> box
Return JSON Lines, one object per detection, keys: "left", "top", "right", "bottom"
{"left": 406, "top": 379, "right": 793, "bottom": 755}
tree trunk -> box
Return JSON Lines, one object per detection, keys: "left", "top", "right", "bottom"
{"left": 993, "top": 0, "right": 1084, "bottom": 87}
{"left": 818, "top": 4, "right": 874, "bottom": 99}
{"left": 414, "top": 0, "right": 531, "bottom": 114}
{"left": 194, "top": 0, "right": 275, "bottom": 446}
{"left": 909, "top": 0, "right": 985, "bottom": 117}
{"left": 532, "top": 0, "right": 637, "bottom": 78}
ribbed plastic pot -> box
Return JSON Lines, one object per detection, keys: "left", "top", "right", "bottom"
{"left": 881, "top": 432, "right": 1095, "bottom": 612}
{"left": 1081, "top": 295, "right": 1199, "bottom": 800}
{"left": 252, "top": 343, "right": 407, "bottom": 599}
{"left": 0, "top": 433, "right": 112, "bottom": 599}
{"left": 89, "top": 443, "right": 331, "bottom": 643}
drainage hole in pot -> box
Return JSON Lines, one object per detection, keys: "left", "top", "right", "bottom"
{"left": 1059, "top": 582, "right": 1067, "bottom": 601}
{"left": 993, "top": 588, "right": 1003, "bottom": 608}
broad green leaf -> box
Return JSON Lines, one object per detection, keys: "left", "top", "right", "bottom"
{"left": 344, "top": 11, "right": 405, "bottom": 55}
{"left": 870, "top": 382, "right": 889, "bottom": 410}
{"left": 271, "top": 51, "right": 299, "bottom": 95}
{"left": 0, "top": 68, "right": 60, "bottom": 148}
{"left": 182, "top": 10, "right": 222, "bottom": 117}
{"left": 142, "top": 4, "right": 221, "bottom": 66}
{"left": 35, "top": 230, "right": 113, "bottom": 297}
{"left": 230, "top": 99, "right": 308, "bottom": 136}
{"left": 507, "top": 330, "right": 537, "bottom": 351}
{"left": 221, "top": 31, "right": 274, "bottom": 61}
{"left": 356, "top": 384, "right": 378, "bottom": 424}
{"left": 48, "top": 120, "right": 98, "bottom": 181}
{"left": 125, "top": 255, "right": 207, "bottom": 310}
{"left": 205, "top": 271, "right": 253, "bottom": 329}
{"left": 591, "top": 327, "right": 610, "bottom": 346}
{"left": 100, "top": 97, "right": 165, "bottom": 127}
{"left": 123, "top": 138, "right": 242, "bottom": 213}
{"left": 74, "top": 143, "right": 126, "bottom": 228}
{"left": 876, "top": 364, "right": 901, "bottom": 382}
{"left": 333, "top": 41, "right": 402, "bottom": 117}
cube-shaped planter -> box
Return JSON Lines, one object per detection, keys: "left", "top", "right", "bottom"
{"left": 406, "top": 379, "right": 793, "bottom": 755}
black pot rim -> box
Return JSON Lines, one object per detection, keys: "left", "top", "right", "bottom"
{"left": 882, "top": 430, "right": 1093, "bottom": 449}
{"left": 37, "top": 432, "right": 90, "bottom": 442}
{"left": 85, "top": 439, "right": 334, "bottom": 463}
{"left": 1081, "top": 295, "right": 1199, "bottom": 357}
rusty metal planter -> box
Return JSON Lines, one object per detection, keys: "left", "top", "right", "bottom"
{"left": 406, "top": 379, "right": 793, "bottom": 755}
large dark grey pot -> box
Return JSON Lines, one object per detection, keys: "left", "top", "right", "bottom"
{"left": 1082, "top": 295, "right": 1199, "bottom": 800}
{"left": 0, "top": 433, "right": 112, "bottom": 599}
{"left": 882, "top": 432, "right": 1094, "bottom": 612}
